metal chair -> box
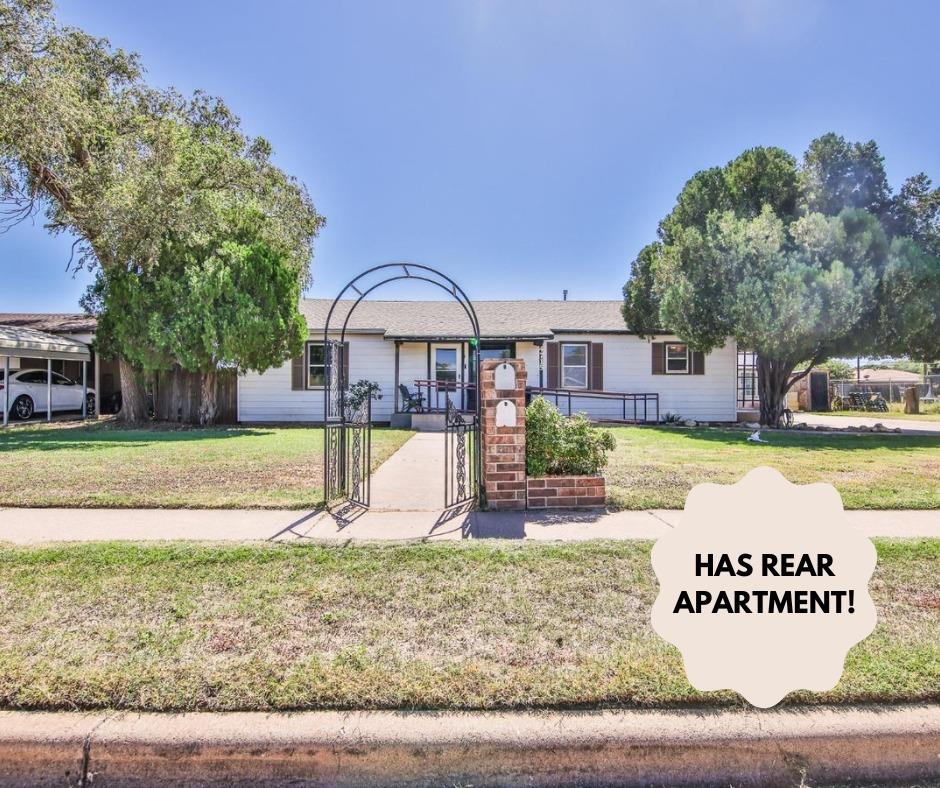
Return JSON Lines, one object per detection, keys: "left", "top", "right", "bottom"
{"left": 398, "top": 384, "right": 425, "bottom": 413}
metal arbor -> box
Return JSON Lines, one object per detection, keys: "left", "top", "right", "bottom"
{"left": 322, "top": 263, "right": 482, "bottom": 509}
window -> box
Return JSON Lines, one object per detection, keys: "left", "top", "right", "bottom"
{"left": 307, "top": 342, "right": 326, "bottom": 388}
{"left": 52, "top": 372, "right": 74, "bottom": 386}
{"left": 561, "top": 343, "right": 588, "bottom": 388}
{"left": 17, "top": 371, "right": 47, "bottom": 384}
{"left": 666, "top": 343, "right": 690, "bottom": 374}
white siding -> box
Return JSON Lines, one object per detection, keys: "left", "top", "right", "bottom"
{"left": 398, "top": 342, "right": 430, "bottom": 408}
{"left": 237, "top": 332, "right": 738, "bottom": 423}
{"left": 516, "top": 342, "right": 542, "bottom": 386}
{"left": 238, "top": 333, "right": 398, "bottom": 422}
{"left": 542, "top": 334, "right": 737, "bottom": 422}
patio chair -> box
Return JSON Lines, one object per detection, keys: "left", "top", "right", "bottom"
{"left": 398, "top": 383, "right": 425, "bottom": 413}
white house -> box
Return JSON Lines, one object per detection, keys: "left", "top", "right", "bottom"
{"left": 237, "top": 299, "right": 739, "bottom": 424}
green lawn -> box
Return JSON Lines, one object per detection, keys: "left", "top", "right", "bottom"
{"left": 604, "top": 427, "right": 940, "bottom": 510}
{"left": 0, "top": 539, "right": 934, "bottom": 711}
{"left": 0, "top": 423, "right": 413, "bottom": 508}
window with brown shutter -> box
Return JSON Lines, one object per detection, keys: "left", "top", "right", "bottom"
{"left": 306, "top": 342, "right": 327, "bottom": 388}
{"left": 546, "top": 341, "right": 560, "bottom": 388}
{"left": 691, "top": 350, "right": 705, "bottom": 375}
{"left": 651, "top": 342, "right": 665, "bottom": 375}
{"left": 560, "top": 343, "right": 589, "bottom": 388}
{"left": 589, "top": 342, "right": 604, "bottom": 390}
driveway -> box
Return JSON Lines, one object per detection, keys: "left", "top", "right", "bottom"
{"left": 796, "top": 412, "right": 940, "bottom": 435}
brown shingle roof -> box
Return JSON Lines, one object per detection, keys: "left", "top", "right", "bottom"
{"left": 299, "top": 299, "right": 629, "bottom": 339}
{"left": 0, "top": 313, "right": 97, "bottom": 334}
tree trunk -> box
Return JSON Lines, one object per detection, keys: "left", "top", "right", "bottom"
{"left": 117, "top": 356, "right": 149, "bottom": 424}
{"left": 757, "top": 357, "right": 797, "bottom": 427}
{"left": 199, "top": 368, "right": 218, "bottom": 426}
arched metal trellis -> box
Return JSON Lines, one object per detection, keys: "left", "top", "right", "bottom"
{"left": 323, "top": 263, "right": 482, "bottom": 510}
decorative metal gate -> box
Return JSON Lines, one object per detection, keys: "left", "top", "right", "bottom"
{"left": 322, "top": 263, "right": 482, "bottom": 510}
{"left": 323, "top": 339, "right": 372, "bottom": 507}
{"left": 444, "top": 399, "right": 478, "bottom": 509}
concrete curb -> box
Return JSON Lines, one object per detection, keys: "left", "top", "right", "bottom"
{"left": 0, "top": 704, "right": 937, "bottom": 786}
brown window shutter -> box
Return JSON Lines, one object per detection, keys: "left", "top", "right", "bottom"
{"left": 546, "top": 342, "right": 560, "bottom": 388}
{"left": 692, "top": 350, "right": 705, "bottom": 375}
{"left": 291, "top": 347, "right": 306, "bottom": 390}
{"left": 589, "top": 342, "right": 604, "bottom": 390}
{"left": 343, "top": 341, "right": 350, "bottom": 386}
{"left": 651, "top": 342, "right": 665, "bottom": 374}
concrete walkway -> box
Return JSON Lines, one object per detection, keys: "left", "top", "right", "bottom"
{"left": 1, "top": 704, "right": 937, "bottom": 785}
{"left": 1, "top": 505, "right": 937, "bottom": 543}
{"left": 368, "top": 431, "right": 445, "bottom": 511}
{"left": 797, "top": 412, "right": 940, "bottom": 434}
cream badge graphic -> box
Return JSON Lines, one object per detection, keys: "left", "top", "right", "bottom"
{"left": 651, "top": 467, "right": 877, "bottom": 708}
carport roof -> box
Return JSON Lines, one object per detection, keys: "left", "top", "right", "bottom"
{"left": 0, "top": 323, "right": 91, "bottom": 362}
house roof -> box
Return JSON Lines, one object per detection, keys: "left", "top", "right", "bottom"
{"left": 300, "top": 299, "right": 629, "bottom": 339}
{"left": 0, "top": 323, "right": 91, "bottom": 362}
{"left": 858, "top": 368, "right": 922, "bottom": 382}
{"left": 0, "top": 313, "right": 97, "bottom": 334}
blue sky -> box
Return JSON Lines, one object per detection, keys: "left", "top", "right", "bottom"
{"left": 2, "top": 0, "right": 938, "bottom": 311}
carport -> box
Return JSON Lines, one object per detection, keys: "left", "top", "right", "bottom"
{"left": 0, "top": 324, "right": 92, "bottom": 428}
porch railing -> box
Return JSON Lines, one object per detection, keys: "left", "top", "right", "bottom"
{"left": 410, "top": 379, "right": 476, "bottom": 413}
{"left": 526, "top": 387, "right": 660, "bottom": 423}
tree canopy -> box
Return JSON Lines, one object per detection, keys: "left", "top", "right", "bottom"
{"left": 623, "top": 134, "right": 940, "bottom": 424}
{"left": 1, "top": 0, "right": 323, "bottom": 422}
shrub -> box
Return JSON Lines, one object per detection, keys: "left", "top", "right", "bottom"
{"left": 525, "top": 397, "right": 616, "bottom": 476}
{"left": 343, "top": 380, "right": 382, "bottom": 419}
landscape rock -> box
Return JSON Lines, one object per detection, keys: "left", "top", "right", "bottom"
{"left": 684, "top": 420, "right": 698, "bottom": 427}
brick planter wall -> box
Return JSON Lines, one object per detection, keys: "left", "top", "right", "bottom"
{"left": 526, "top": 475, "right": 606, "bottom": 508}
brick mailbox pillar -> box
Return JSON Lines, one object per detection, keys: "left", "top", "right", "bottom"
{"left": 480, "top": 358, "right": 527, "bottom": 510}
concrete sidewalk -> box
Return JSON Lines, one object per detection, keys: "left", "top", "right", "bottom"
{"left": 1, "top": 505, "right": 938, "bottom": 543}
{"left": 0, "top": 704, "right": 937, "bottom": 786}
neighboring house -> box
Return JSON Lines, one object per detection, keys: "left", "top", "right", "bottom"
{"left": 857, "top": 368, "right": 923, "bottom": 384}
{"left": 237, "top": 299, "right": 739, "bottom": 423}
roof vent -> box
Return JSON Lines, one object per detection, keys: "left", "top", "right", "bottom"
{"left": 562, "top": 289, "right": 568, "bottom": 301}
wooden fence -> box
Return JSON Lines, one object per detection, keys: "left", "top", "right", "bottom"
{"left": 151, "top": 366, "right": 237, "bottom": 424}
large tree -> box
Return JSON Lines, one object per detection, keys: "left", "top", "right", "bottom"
{"left": 0, "top": 0, "right": 322, "bottom": 422}
{"left": 623, "top": 135, "right": 940, "bottom": 425}
{"left": 86, "top": 210, "right": 308, "bottom": 423}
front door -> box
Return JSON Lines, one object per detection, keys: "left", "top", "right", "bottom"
{"left": 466, "top": 342, "right": 515, "bottom": 411}
{"left": 431, "top": 343, "right": 461, "bottom": 411}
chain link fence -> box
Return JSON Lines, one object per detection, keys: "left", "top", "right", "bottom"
{"left": 831, "top": 376, "right": 937, "bottom": 404}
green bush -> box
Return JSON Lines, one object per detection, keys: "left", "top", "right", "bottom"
{"left": 525, "top": 397, "right": 616, "bottom": 477}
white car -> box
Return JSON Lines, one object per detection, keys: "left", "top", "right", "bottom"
{"left": 0, "top": 369, "right": 96, "bottom": 420}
